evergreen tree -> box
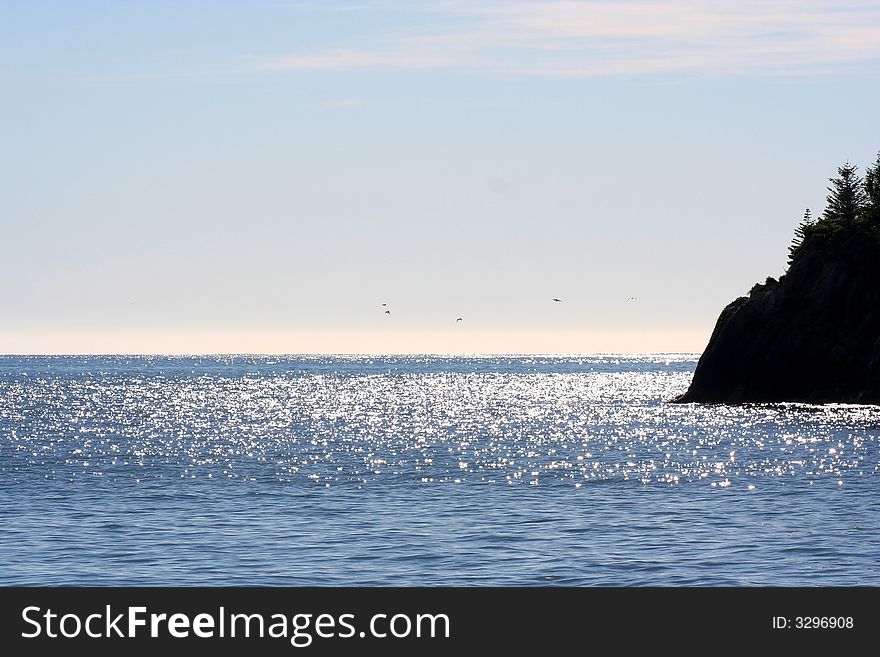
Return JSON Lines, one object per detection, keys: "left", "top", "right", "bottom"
{"left": 863, "top": 152, "right": 880, "bottom": 224}
{"left": 788, "top": 208, "right": 814, "bottom": 265}
{"left": 822, "top": 162, "right": 867, "bottom": 224}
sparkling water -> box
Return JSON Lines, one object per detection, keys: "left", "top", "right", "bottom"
{"left": 1, "top": 355, "right": 878, "bottom": 585}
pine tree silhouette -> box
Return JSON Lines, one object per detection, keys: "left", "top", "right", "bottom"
{"left": 863, "top": 152, "right": 880, "bottom": 225}
{"left": 788, "top": 208, "right": 814, "bottom": 265}
{"left": 823, "top": 163, "right": 868, "bottom": 224}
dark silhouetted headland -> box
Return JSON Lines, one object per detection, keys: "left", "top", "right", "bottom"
{"left": 675, "top": 154, "right": 880, "bottom": 404}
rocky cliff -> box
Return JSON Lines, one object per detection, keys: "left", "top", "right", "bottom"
{"left": 674, "top": 223, "right": 880, "bottom": 403}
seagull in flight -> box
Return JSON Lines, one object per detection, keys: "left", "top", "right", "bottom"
{"left": 456, "top": 317, "right": 463, "bottom": 322}
{"left": 626, "top": 297, "right": 638, "bottom": 302}
{"left": 552, "top": 298, "right": 562, "bottom": 303}
{"left": 384, "top": 310, "right": 391, "bottom": 315}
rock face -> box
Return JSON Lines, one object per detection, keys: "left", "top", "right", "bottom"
{"left": 674, "top": 224, "right": 880, "bottom": 403}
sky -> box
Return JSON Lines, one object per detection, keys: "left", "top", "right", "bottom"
{"left": 2, "top": 0, "right": 879, "bottom": 354}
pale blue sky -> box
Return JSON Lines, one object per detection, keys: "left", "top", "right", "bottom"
{"left": 2, "top": 1, "right": 879, "bottom": 353}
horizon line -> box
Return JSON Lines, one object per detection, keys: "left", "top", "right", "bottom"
{"left": 0, "top": 351, "right": 702, "bottom": 357}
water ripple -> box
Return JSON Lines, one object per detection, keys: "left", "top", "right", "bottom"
{"left": 1, "top": 355, "right": 878, "bottom": 585}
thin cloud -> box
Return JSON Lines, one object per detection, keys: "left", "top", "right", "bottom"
{"left": 266, "top": 49, "right": 457, "bottom": 71}
{"left": 262, "top": 0, "right": 880, "bottom": 76}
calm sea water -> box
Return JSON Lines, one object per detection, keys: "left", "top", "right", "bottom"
{"left": 1, "top": 355, "right": 878, "bottom": 586}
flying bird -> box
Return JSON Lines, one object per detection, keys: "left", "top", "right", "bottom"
{"left": 552, "top": 298, "right": 562, "bottom": 303}
{"left": 381, "top": 303, "right": 387, "bottom": 307}
{"left": 384, "top": 310, "right": 391, "bottom": 315}
{"left": 627, "top": 297, "right": 638, "bottom": 302}
{"left": 456, "top": 317, "right": 463, "bottom": 322}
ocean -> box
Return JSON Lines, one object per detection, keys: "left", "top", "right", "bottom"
{"left": 1, "top": 355, "right": 877, "bottom": 586}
